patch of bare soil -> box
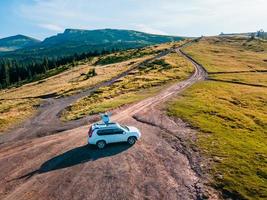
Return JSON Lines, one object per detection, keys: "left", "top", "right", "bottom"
{"left": 133, "top": 108, "right": 219, "bottom": 199}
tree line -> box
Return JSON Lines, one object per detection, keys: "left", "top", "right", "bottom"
{"left": 255, "top": 29, "right": 267, "bottom": 40}
{"left": 0, "top": 49, "right": 116, "bottom": 89}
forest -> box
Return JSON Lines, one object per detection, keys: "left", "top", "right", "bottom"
{"left": 0, "top": 49, "right": 115, "bottom": 89}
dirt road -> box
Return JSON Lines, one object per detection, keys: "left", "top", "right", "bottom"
{"left": 0, "top": 48, "right": 215, "bottom": 200}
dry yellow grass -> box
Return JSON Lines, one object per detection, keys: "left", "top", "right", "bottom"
{"left": 209, "top": 72, "right": 267, "bottom": 87}
{"left": 0, "top": 57, "right": 149, "bottom": 99}
{"left": 0, "top": 42, "right": 181, "bottom": 100}
{"left": 0, "top": 42, "right": 179, "bottom": 132}
{"left": 0, "top": 58, "right": 146, "bottom": 132}
{"left": 184, "top": 37, "right": 267, "bottom": 72}
{"left": 62, "top": 52, "right": 194, "bottom": 121}
{"left": 0, "top": 99, "right": 39, "bottom": 133}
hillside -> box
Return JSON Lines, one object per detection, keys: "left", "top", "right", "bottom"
{"left": 0, "top": 41, "right": 182, "bottom": 133}
{"left": 0, "top": 35, "right": 40, "bottom": 52}
{"left": 43, "top": 28, "right": 182, "bottom": 46}
{"left": 1, "top": 29, "right": 183, "bottom": 58}
{"left": 0, "top": 29, "right": 184, "bottom": 89}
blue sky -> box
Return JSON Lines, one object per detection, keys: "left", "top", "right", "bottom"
{"left": 0, "top": 0, "right": 266, "bottom": 40}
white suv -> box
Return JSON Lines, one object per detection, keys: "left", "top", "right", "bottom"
{"left": 87, "top": 122, "right": 141, "bottom": 149}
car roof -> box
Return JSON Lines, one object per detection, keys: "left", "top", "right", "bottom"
{"left": 92, "top": 122, "right": 121, "bottom": 130}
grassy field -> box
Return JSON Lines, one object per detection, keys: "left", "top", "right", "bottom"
{"left": 0, "top": 42, "right": 180, "bottom": 133}
{"left": 0, "top": 98, "right": 39, "bottom": 132}
{"left": 185, "top": 36, "right": 267, "bottom": 72}
{"left": 168, "top": 37, "right": 267, "bottom": 199}
{"left": 95, "top": 42, "right": 172, "bottom": 65}
{"left": 0, "top": 58, "right": 139, "bottom": 133}
{"left": 0, "top": 42, "right": 181, "bottom": 100}
{"left": 61, "top": 52, "right": 194, "bottom": 121}
{"left": 0, "top": 58, "right": 144, "bottom": 99}
{"left": 209, "top": 72, "right": 267, "bottom": 87}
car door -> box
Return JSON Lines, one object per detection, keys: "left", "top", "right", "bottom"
{"left": 110, "top": 128, "right": 126, "bottom": 143}
{"left": 97, "top": 128, "right": 125, "bottom": 144}
{"left": 96, "top": 129, "right": 114, "bottom": 144}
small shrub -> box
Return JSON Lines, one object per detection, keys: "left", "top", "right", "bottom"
{"left": 140, "top": 59, "right": 172, "bottom": 71}
{"left": 84, "top": 68, "right": 97, "bottom": 80}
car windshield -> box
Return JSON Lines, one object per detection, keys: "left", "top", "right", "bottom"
{"left": 121, "top": 125, "right": 129, "bottom": 131}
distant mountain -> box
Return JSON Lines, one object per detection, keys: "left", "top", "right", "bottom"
{"left": 0, "top": 29, "right": 183, "bottom": 60}
{"left": 42, "top": 28, "right": 182, "bottom": 46}
{"left": 0, "top": 35, "right": 41, "bottom": 52}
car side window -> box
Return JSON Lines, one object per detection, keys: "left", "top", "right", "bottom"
{"left": 111, "top": 128, "right": 124, "bottom": 135}
{"left": 97, "top": 129, "right": 111, "bottom": 136}
{"left": 97, "top": 128, "right": 124, "bottom": 136}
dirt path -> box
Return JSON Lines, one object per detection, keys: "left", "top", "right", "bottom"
{"left": 0, "top": 47, "right": 217, "bottom": 200}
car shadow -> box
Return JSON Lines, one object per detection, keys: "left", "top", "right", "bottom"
{"left": 16, "top": 143, "right": 132, "bottom": 180}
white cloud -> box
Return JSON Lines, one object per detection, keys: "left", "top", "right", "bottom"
{"left": 38, "top": 23, "right": 64, "bottom": 31}
{"left": 17, "top": 0, "right": 267, "bottom": 37}
{"left": 133, "top": 24, "right": 167, "bottom": 35}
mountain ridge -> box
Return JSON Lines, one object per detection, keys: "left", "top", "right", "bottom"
{"left": 0, "top": 28, "right": 184, "bottom": 59}
{"left": 0, "top": 34, "right": 41, "bottom": 52}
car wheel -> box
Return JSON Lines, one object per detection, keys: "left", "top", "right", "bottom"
{"left": 97, "top": 140, "right": 106, "bottom": 149}
{"left": 127, "top": 136, "right": 136, "bottom": 145}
